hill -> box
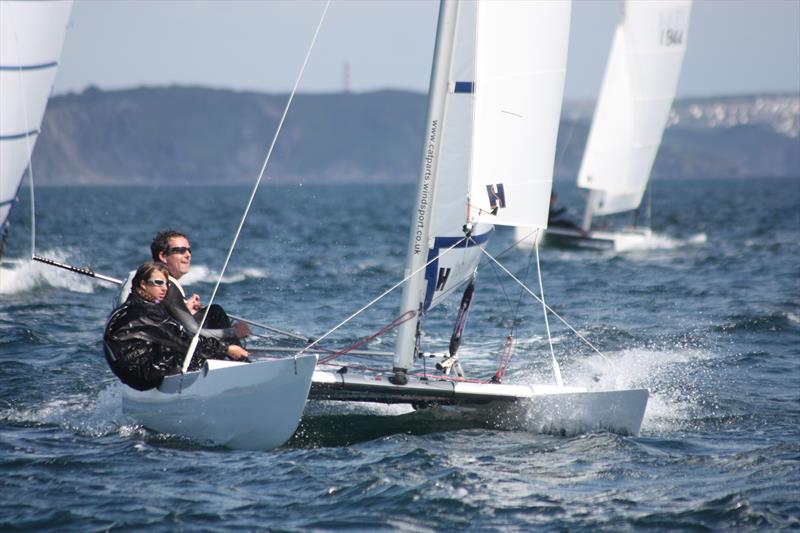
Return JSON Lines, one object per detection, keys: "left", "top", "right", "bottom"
{"left": 34, "top": 86, "right": 799, "bottom": 185}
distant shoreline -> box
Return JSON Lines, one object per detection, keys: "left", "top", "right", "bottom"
{"left": 34, "top": 86, "right": 799, "bottom": 185}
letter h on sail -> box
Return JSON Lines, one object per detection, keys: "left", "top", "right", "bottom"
{"left": 486, "top": 183, "right": 506, "bottom": 215}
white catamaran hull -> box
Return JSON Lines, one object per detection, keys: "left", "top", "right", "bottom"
{"left": 310, "top": 370, "right": 648, "bottom": 436}
{"left": 517, "top": 225, "right": 653, "bottom": 252}
{"left": 123, "top": 355, "right": 317, "bottom": 450}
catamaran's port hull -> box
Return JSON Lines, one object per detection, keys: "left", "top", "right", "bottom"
{"left": 310, "top": 370, "right": 649, "bottom": 436}
{"left": 122, "top": 355, "right": 317, "bottom": 450}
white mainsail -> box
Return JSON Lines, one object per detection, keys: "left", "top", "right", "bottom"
{"left": 393, "top": 0, "right": 571, "bottom": 374}
{"left": 0, "top": 0, "right": 73, "bottom": 232}
{"left": 577, "top": 0, "right": 692, "bottom": 218}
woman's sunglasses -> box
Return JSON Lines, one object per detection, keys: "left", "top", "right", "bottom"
{"left": 146, "top": 278, "right": 167, "bottom": 287}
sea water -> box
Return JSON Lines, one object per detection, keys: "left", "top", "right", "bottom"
{"left": 0, "top": 178, "right": 798, "bottom": 530}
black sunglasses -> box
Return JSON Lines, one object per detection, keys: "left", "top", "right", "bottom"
{"left": 146, "top": 278, "right": 167, "bottom": 287}
{"left": 166, "top": 246, "right": 192, "bottom": 255}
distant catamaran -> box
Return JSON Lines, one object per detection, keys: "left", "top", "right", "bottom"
{"left": 0, "top": 0, "right": 73, "bottom": 260}
{"left": 519, "top": 0, "right": 693, "bottom": 251}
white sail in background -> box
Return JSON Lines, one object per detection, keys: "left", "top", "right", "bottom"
{"left": 0, "top": 0, "right": 73, "bottom": 229}
{"left": 469, "top": 0, "right": 571, "bottom": 229}
{"left": 577, "top": 0, "right": 692, "bottom": 217}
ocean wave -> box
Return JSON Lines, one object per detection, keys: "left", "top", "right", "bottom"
{"left": 717, "top": 310, "right": 800, "bottom": 333}
{"left": 616, "top": 231, "right": 708, "bottom": 253}
{"left": 1, "top": 384, "right": 127, "bottom": 438}
{"left": 179, "top": 264, "right": 270, "bottom": 285}
{"left": 0, "top": 250, "right": 99, "bottom": 295}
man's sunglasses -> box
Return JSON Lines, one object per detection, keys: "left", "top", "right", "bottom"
{"left": 146, "top": 278, "right": 168, "bottom": 287}
{"left": 166, "top": 246, "right": 192, "bottom": 255}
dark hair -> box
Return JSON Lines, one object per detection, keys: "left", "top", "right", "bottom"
{"left": 150, "top": 229, "right": 188, "bottom": 261}
{"left": 131, "top": 261, "right": 170, "bottom": 292}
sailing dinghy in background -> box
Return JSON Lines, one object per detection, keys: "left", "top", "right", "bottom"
{"left": 519, "top": 0, "right": 693, "bottom": 251}
{"left": 0, "top": 0, "right": 72, "bottom": 261}
{"left": 304, "top": 0, "right": 649, "bottom": 436}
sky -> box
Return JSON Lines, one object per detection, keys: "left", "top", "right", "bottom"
{"left": 53, "top": 0, "right": 800, "bottom": 100}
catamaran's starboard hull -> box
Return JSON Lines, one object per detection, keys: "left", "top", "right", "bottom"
{"left": 310, "top": 370, "right": 648, "bottom": 436}
{"left": 517, "top": 226, "right": 653, "bottom": 251}
{"left": 524, "top": 388, "right": 649, "bottom": 436}
{"left": 122, "top": 355, "right": 317, "bottom": 450}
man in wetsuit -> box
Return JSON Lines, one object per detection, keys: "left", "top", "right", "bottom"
{"left": 152, "top": 229, "right": 250, "bottom": 342}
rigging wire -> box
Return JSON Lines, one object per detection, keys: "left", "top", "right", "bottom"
{"left": 533, "top": 231, "right": 563, "bottom": 386}
{"left": 181, "top": 0, "right": 332, "bottom": 373}
{"left": 474, "top": 243, "right": 610, "bottom": 362}
{"left": 294, "top": 235, "right": 470, "bottom": 357}
{"left": 511, "top": 232, "right": 538, "bottom": 323}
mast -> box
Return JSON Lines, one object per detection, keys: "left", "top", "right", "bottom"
{"left": 391, "top": 0, "right": 459, "bottom": 385}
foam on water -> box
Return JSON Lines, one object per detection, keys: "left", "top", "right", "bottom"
{"left": 507, "top": 344, "right": 717, "bottom": 435}
{"left": 617, "top": 231, "right": 708, "bottom": 252}
{"left": 0, "top": 249, "right": 99, "bottom": 295}
{"left": 179, "top": 264, "right": 270, "bottom": 285}
{"left": 304, "top": 400, "right": 414, "bottom": 417}
{"left": 2, "top": 384, "right": 129, "bottom": 438}
{"left": 568, "top": 347, "right": 716, "bottom": 433}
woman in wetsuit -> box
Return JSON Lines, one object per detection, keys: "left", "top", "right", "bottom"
{"left": 103, "top": 261, "right": 249, "bottom": 391}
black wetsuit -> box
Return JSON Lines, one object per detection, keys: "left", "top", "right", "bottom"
{"left": 161, "top": 279, "right": 238, "bottom": 341}
{"left": 103, "top": 292, "right": 231, "bottom": 391}
{"left": 548, "top": 206, "right": 582, "bottom": 231}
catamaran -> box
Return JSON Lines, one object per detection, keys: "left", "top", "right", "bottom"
{"left": 35, "top": 0, "right": 650, "bottom": 448}
{"left": 518, "top": 0, "right": 693, "bottom": 251}
{"left": 0, "top": 0, "right": 72, "bottom": 261}
{"left": 301, "top": 0, "right": 648, "bottom": 436}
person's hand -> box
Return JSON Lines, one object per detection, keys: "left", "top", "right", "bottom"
{"left": 226, "top": 345, "right": 249, "bottom": 360}
{"left": 233, "top": 321, "right": 251, "bottom": 339}
{"left": 186, "top": 293, "right": 201, "bottom": 314}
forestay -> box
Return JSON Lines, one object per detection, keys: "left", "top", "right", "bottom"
{"left": 0, "top": 0, "right": 73, "bottom": 228}
{"left": 577, "top": 0, "right": 692, "bottom": 217}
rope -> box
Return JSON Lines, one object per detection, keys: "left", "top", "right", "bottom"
{"left": 492, "top": 334, "right": 515, "bottom": 382}
{"left": 475, "top": 244, "right": 609, "bottom": 362}
{"left": 295, "top": 235, "right": 469, "bottom": 356}
{"left": 182, "top": 0, "right": 332, "bottom": 372}
{"left": 318, "top": 310, "right": 415, "bottom": 364}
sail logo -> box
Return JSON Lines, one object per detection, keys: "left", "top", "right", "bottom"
{"left": 659, "top": 9, "right": 687, "bottom": 47}
{"left": 486, "top": 183, "right": 506, "bottom": 215}
{"left": 660, "top": 28, "right": 684, "bottom": 46}
{"left": 436, "top": 267, "right": 451, "bottom": 291}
